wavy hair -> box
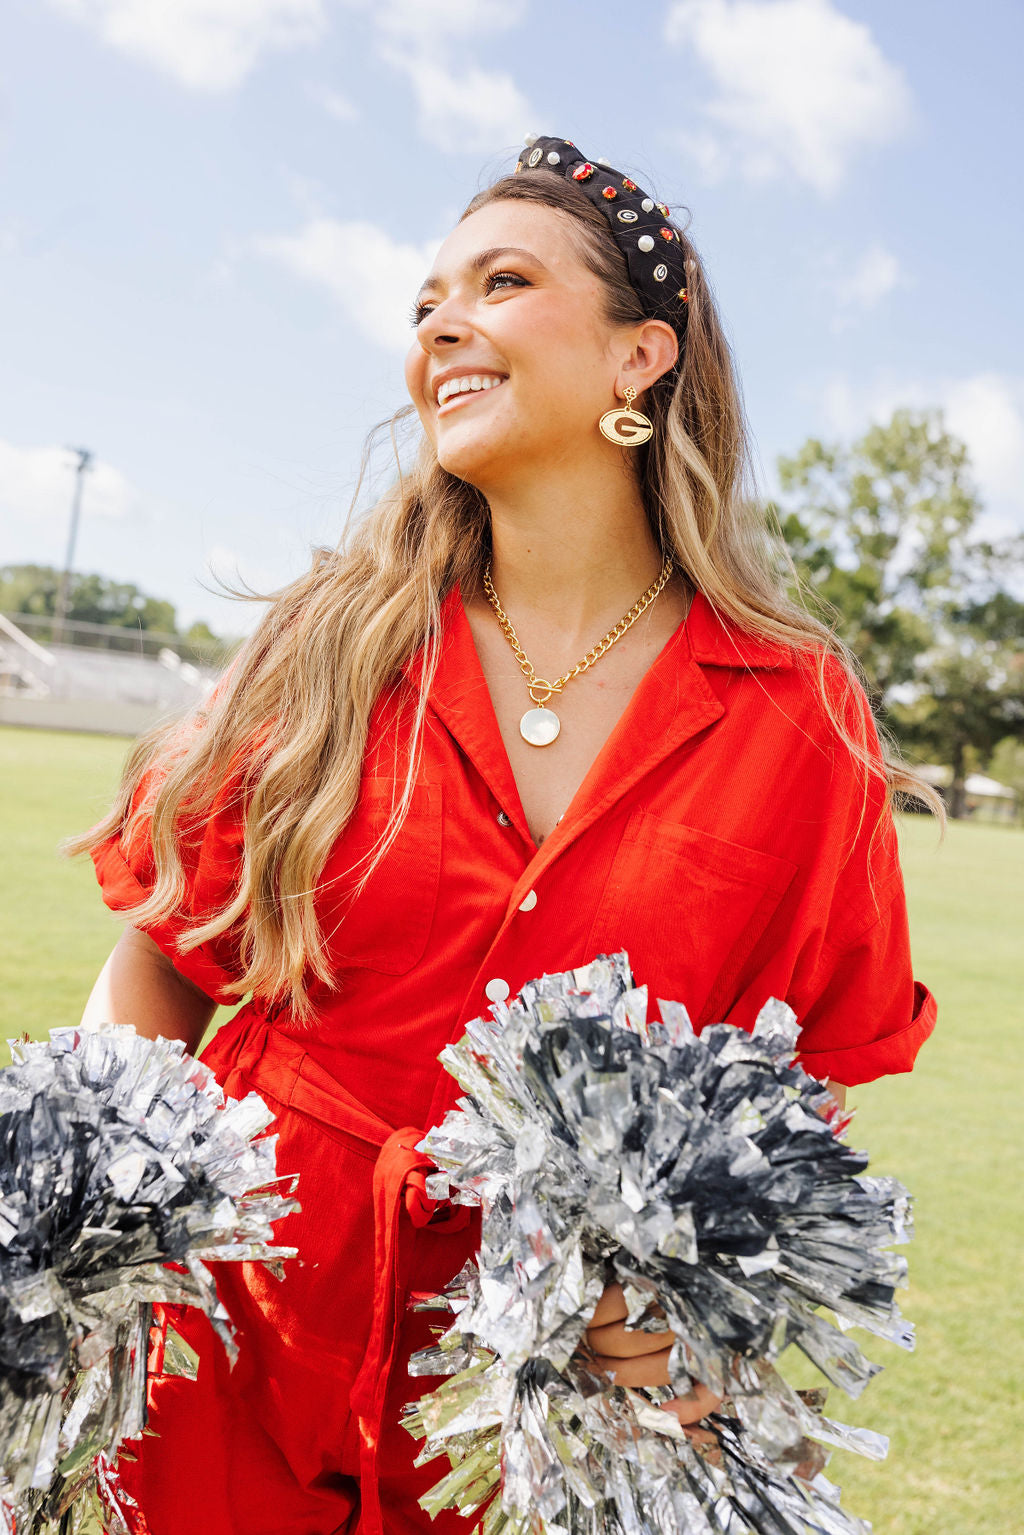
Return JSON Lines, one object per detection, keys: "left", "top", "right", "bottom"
{"left": 69, "top": 169, "right": 943, "bottom": 1016}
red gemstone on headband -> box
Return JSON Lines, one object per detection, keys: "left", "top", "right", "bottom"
{"left": 656, "top": 201, "right": 670, "bottom": 217}
{"left": 659, "top": 227, "right": 674, "bottom": 240}
{"left": 572, "top": 163, "right": 595, "bottom": 181}
{"left": 678, "top": 287, "right": 689, "bottom": 302}
{"left": 622, "top": 177, "right": 638, "bottom": 191}
{"left": 602, "top": 186, "right": 617, "bottom": 199}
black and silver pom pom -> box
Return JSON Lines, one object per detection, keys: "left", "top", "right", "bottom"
{"left": 404, "top": 954, "right": 913, "bottom": 1535}
{"left": 0, "top": 1024, "right": 298, "bottom": 1535}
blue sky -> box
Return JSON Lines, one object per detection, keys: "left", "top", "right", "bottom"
{"left": 2, "top": 0, "right": 1022, "bottom": 633}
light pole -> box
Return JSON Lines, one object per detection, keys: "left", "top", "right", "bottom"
{"left": 53, "top": 447, "right": 93, "bottom": 646}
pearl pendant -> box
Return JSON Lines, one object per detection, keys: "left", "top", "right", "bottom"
{"left": 520, "top": 707, "right": 560, "bottom": 747}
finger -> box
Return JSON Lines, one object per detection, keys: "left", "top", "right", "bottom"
{"left": 587, "top": 1282, "right": 667, "bottom": 1330}
{"left": 586, "top": 1319, "right": 675, "bottom": 1358}
{"left": 660, "top": 1385, "right": 724, "bottom": 1425}
{"left": 589, "top": 1345, "right": 674, "bottom": 1388}
{"left": 587, "top": 1282, "right": 628, "bottom": 1330}
{"left": 681, "top": 1423, "right": 719, "bottom": 1448}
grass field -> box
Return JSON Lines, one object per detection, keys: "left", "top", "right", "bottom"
{"left": 1, "top": 723, "right": 1021, "bottom": 1534}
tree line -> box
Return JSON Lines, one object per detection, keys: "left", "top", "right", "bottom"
{"left": 0, "top": 564, "right": 229, "bottom": 667}
{"left": 4, "top": 408, "right": 1022, "bottom": 816}
{"left": 776, "top": 407, "right": 1024, "bottom": 818}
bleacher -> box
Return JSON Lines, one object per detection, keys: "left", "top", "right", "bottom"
{"left": 0, "top": 613, "right": 221, "bottom": 736}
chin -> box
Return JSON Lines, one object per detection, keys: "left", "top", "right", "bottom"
{"left": 434, "top": 427, "right": 509, "bottom": 489}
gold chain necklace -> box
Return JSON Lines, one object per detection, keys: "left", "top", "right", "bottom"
{"left": 482, "top": 555, "right": 674, "bottom": 747}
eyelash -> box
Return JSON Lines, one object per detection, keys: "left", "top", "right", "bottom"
{"left": 409, "top": 269, "right": 528, "bottom": 327}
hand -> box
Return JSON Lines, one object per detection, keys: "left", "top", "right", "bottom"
{"left": 583, "top": 1282, "right": 722, "bottom": 1435}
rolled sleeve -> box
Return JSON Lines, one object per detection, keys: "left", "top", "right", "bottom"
{"left": 793, "top": 880, "right": 937, "bottom": 1086}
{"left": 91, "top": 768, "right": 247, "bottom": 1006}
{"left": 798, "top": 978, "right": 937, "bottom": 1086}
{"left": 91, "top": 836, "right": 242, "bottom": 1005}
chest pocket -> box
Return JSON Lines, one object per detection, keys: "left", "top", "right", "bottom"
{"left": 316, "top": 778, "right": 442, "bottom": 976}
{"left": 585, "top": 808, "right": 798, "bottom": 1024}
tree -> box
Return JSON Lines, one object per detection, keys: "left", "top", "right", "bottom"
{"left": 0, "top": 564, "right": 236, "bottom": 666}
{"left": 180, "top": 619, "right": 231, "bottom": 667}
{"left": 896, "top": 647, "right": 1024, "bottom": 817}
{"left": 0, "top": 564, "right": 177, "bottom": 634}
{"left": 988, "top": 737, "right": 1024, "bottom": 822}
{"left": 777, "top": 409, "right": 1024, "bottom": 816}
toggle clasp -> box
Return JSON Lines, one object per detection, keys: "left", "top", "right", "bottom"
{"left": 528, "top": 679, "right": 562, "bottom": 705}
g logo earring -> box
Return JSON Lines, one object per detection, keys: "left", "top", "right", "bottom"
{"left": 598, "top": 385, "right": 654, "bottom": 446}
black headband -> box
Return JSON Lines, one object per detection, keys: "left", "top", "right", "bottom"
{"left": 513, "top": 133, "right": 689, "bottom": 349}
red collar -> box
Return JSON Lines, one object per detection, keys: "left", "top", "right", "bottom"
{"left": 400, "top": 583, "right": 796, "bottom": 685}
{"left": 684, "top": 588, "right": 795, "bottom": 671}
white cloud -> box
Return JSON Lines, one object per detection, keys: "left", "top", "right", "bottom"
{"left": 943, "top": 375, "right": 1024, "bottom": 513}
{"left": 341, "top": 0, "right": 533, "bottom": 152}
{"left": 255, "top": 218, "right": 441, "bottom": 350}
{"left": 311, "top": 84, "right": 359, "bottom": 122}
{"left": 46, "top": 0, "right": 326, "bottom": 91}
{"left": 821, "top": 243, "right": 907, "bottom": 328}
{"left": 842, "top": 244, "right": 904, "bottom": 312}
{"left": 45, "top": 0, "right": 533, "bottom": 142}
{"left": 380, "top": 47, "right": 532, "bottom": 153}
{"left": 358, "top": 0, "right": 527, "bottom": 42}
{"left": 820, "top": 372, "right": 1024, "bottom": 531}
{"left": 0, "top": 440, "right": 143, "bottom": 533}
{"left": 664, "top": 0, "right": 914, "bottom": 194}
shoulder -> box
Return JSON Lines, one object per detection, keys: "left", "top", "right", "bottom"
{"left": 686, "top": 591, "right": 879, "bottom": 755}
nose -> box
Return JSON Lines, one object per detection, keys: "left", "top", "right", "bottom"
{"left": 415, "top": 295, "right": 473, "bottom": 353}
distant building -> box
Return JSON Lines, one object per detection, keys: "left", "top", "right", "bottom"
{"left": 910, "top": 763, "right": 1019, "bottom": 822}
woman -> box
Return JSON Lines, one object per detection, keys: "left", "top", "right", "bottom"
{"left": 75, "top": 135, "right": 938, "bottom": 1534}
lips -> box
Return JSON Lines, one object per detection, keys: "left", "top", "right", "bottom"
{"left": 436, "top": 376, "right": 508, "bottom": 415}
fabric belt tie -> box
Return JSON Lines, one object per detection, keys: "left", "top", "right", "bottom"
{"left": 201, "top": 1011, "right": 470, "bottom": 1535}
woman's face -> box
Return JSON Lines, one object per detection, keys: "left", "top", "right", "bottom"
{"left": 404, "top": 200, "right": 639, "bottom": 490}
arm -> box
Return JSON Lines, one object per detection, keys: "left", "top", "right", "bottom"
{"left": 81, "top": 926, "right": 217, "bottom": 1056}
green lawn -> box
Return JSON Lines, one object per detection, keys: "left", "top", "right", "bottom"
{"left": 1, "top": 724, "right": 1020, "bottom": 1534}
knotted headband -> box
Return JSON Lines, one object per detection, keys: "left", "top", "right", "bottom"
{"left": 513, "top": 133, "right": 690, "bottom": 348}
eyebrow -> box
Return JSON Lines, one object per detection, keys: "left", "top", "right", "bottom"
{"left": 415, "top": 246, "right": 545, "bottom": 301}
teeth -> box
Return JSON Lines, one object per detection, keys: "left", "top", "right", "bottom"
{"left": 437, "top": 375, "right": 506, "bottom": 406}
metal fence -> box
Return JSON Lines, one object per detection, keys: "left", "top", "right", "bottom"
{"left": 0, "top": 611, "right": 235, "bottom": 669}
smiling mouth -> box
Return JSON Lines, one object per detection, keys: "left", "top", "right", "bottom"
{"left": 436, "top": 377, "right": 508, "bottom": 415}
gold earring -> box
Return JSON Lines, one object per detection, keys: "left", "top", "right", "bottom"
{"left": 598, "top": 384, "right": 653, "bottom": 446}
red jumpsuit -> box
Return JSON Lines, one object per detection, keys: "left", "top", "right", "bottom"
{"left": 92, "top": 586, "right": 936, "bottom": 1534}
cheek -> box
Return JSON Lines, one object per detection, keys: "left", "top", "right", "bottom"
{"left": 404, "top": 344, "right": 427, "bottom": 404}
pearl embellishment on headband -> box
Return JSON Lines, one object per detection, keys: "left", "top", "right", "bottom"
{"left": 515, "top": 134, "right": 689, "bottom": 351}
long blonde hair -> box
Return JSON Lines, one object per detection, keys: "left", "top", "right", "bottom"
{"left": 69, "top": 169, "right": 942, "bottom": 1016}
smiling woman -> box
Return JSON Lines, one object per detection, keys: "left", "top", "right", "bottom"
{"left": 68, "top": 133, "right": 940, "bottom": 1535}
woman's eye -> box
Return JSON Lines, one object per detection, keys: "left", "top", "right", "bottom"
{"left": 408, "top": 271, "right": 528, "bottom": 328}
{"left": 484, "top": 270, "right": 527, "bottom": 294}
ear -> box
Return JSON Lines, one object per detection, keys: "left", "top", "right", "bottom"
{"left": 617, "top": 319, "right": 679, "bottom": 397}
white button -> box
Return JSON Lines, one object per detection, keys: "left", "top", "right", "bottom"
{"left": 484, "top": 977, "right": 510, "bottom": 1003}
{"left": 497, "top": 810, "right": 511, "bottom": 826}
{"left": 518, "top": 889, "right": 538, "bottom": 912}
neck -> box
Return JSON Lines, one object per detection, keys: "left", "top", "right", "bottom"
{"left": 478, "top": 461, "right": 666, "bottom": 638}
